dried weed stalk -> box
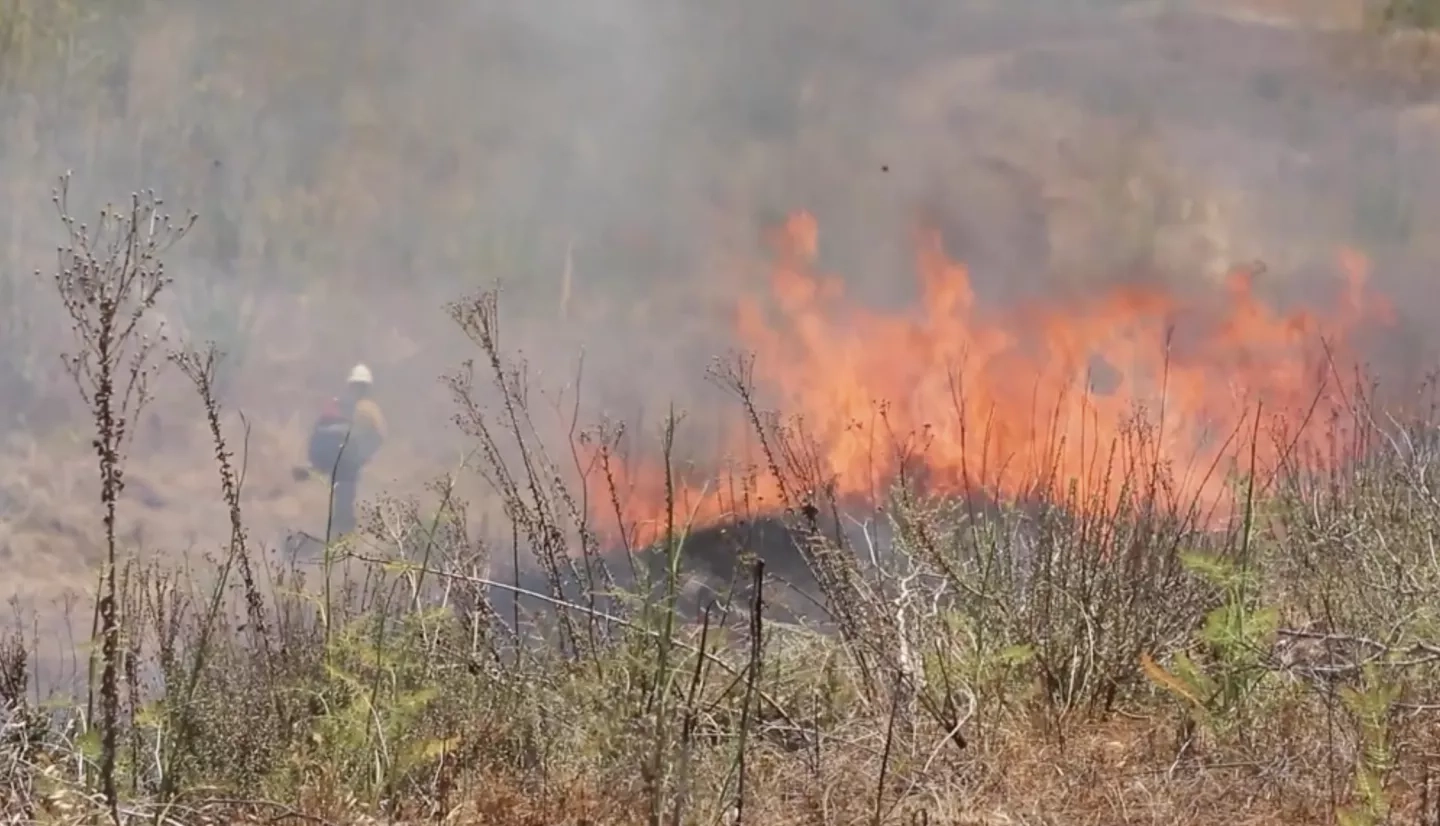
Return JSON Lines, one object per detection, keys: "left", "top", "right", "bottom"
{"left": 47, "top": 173, "right": 193, "bottom": 819}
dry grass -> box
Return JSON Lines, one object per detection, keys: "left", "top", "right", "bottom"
{"left": 5, "top": 187, "right": 1440, "bottom": 826}
{"left": 6, "top": 2, "right": 1440, "bottom": 824}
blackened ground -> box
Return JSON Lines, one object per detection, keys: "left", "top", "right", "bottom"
{"left": 635, "top": 514, "right": 830, "bottom": 626}
{"left": 483, "top": 489, "right": 1041, "bottom": 644}
{"left": 484, "top": 515, "right": 837, "bottom": 638}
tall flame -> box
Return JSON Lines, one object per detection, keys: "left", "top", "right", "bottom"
{"left": 592, "top": 211, "right": 1394, "bottom": 547}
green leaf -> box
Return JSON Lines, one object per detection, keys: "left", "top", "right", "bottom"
{"left": 1170, "top": 651, "right": 1218, "bottom": 699}
{"left": 1140, "top": 652, "right": 1205, "bottom": 710}
{"left": 1180, "top": 551, "right": 1238, "bottom": 589}
{"left": 76, "top": 726, "right": 102, "bottom": 761}
{"left": 996, "top": 644, "right": 1035, "bottom": 666}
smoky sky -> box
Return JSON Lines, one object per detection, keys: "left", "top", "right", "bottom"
{"left": 2, "top": 0, "right": 1439, "bottom": 459}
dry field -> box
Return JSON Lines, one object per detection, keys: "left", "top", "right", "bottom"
{"left": 6, "top": 0, "right": 1440, "bottom": 823}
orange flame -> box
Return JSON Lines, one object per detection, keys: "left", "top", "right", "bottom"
{"left": 592, "top": 211, "right": 1394, "bottom": 547}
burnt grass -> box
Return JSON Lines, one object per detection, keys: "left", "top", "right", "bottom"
{"left": 485, "top": 514, "right": 831, "bottom": 637}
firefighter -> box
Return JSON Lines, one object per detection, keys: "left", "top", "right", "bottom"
{"left": 302, "top": 363, "right": 387, "bottom": 538}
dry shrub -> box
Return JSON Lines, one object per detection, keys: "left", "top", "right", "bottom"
{"left": 7, "top": 167, "right": 1440, "bottom": 826}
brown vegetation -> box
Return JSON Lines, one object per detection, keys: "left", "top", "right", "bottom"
{"left": 7, "top": 0, "right": 1440, "bottom": 824}
{"left": 3, "top": 180, "right": 1440, "bottom": 824}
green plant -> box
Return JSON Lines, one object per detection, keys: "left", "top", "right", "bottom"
{"left": 1338, "top": 664, "right": 1403, "bottom": 826}
{"left": 1141, "top": 550, "right": 1278, "bottom": 744}
{"left": 296, "top": 613, "right": 457, "bottom": 809}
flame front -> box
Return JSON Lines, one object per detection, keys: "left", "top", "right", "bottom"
{"left": 594, "top": 211, "right": 1394, "bottom": 547}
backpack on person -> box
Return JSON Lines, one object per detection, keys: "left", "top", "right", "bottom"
{"left": 307, "top": 396, "right": 355, "bottom": 474}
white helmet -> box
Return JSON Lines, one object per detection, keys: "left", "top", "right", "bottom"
{"left": 347, "top": 363, "right": 374, "bottom": 385}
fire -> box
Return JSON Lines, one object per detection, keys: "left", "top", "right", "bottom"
{"left": 593, "top": 211, "right": 1394, "bottom": 548}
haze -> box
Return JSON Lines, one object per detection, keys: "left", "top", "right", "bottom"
{"left": 2, "top": 0, "right": 1438, "bottom": 666}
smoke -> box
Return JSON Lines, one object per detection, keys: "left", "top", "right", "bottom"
{"left": 3, "top": 0, "right": 1440, "bottom": 665}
